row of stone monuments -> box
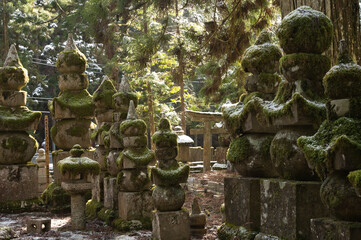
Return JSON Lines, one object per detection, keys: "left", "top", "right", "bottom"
{"left": 220, "top": 6, "right": 361, "bottom": 240}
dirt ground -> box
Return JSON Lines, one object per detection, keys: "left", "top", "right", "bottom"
{"left": 0, "top": 170, "right": 235, "bottom": 240}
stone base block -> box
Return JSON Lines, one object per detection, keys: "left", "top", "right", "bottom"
{"left": 260, "top": 179, "right": 327, "bottom": 240}
{"left": 311, "top": 218, "right": 361, "bottom": 240}
{"left": 27, "top": 218, "right": 51, "bottom": 233}
{"left": 104, "top": 177, "right": 118, "bottom": 209}
{"left": 0, "top": 164, "right": 38, "bottom": 201}
{"left": 118, "top": 191, "right": 153, "bottom": 220}
{"left": 224, "top": 177, "right": 260, "bottom": 230}
{"left": 0, "top": 90, "right": 26, "bottom": 107}
{"left": 92, "top": 171, "right": 107, "bottom": 202}
{"left": 152, "top": 210, "right": 190, "bottom": 240}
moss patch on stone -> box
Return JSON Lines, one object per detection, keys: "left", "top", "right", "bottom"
{"left": 151, "top": 164, "right": 189, "bottom": 186}
{"left": 41, "top": 182, "right": 70, "bottom": 213}
{"left": 52, "top": 89, "right": 94, "bottom": 118}
{"left": 58, "top": 156, "right": 100, "bottom": 176}
{"left": 98, "top": 207, "right": 117, "bottom": 225}
{"left": 56, "top": 49, "right": 87, "bottom": 74}
{"left": 0, "top": 66, "right": 29, "bottom": 90}
{"left": 91, "top": 123, "right": 111, "bottom": 140}
{"left": 277, "top": 6, "right": 333, "bottom": 54}
{"left": 257, "top": 73, "right": 282, "bottom": 93}
{"left": 152, "top": 130, "right": 178, "bottom": 147}
{"left": 86, "top": 199, "right": 103, "bottom": 219}
{"left": 119, "top": 119, "right": 147, "bottom": 136}
{"left": 118, "top": 148, "right": 155, "bottom": 167}
{"left": 112, "top": 218, "right": 143, "bottom": 232}
{"left": 113, "top": 91, "right": 138, "bottom": 109}
{"left": 323, "top": 63, "right": 361, "bottom": 99}
{"left": 298, "top": 117, "right": 361, "bottom": 179}
{"left": 241, "top": 43, "right": 282, "bottom": 74}
{"left": 0, "top": 106, "right": 41, "bottom": 131}
{"left": 93, "top": 79, "right": 117, "bottom": 108}
{"left": 226, "top": 136, "right": 250, "bottom": 163}
{"left": 348, "top": 170, "right": 361, "bottom": 189}
{"left": 0, "top": 198, "right": 44, "bottom": 213}
{"left": 217, "top": 223, "right": 257, "bottom": 240}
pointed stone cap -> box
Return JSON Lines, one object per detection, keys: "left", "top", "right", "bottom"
{"left": 4, "top": 44, "right": 23, "bottom": 67}
{"left": 126, "top": 100, "right": 138, "bottom": 120}
{"left": 337, "top": 39, "right": 354, "bottom": 64}
{"left": 191, "top": 197, "right": 201, "bottom": 215}
{"left": 119, "top": 76, "right": 131, "bottom": 92}
{"left": 64, "top": 33, "right": 78, "bottom": 51}
{"left": 159, "top": 118, "right": 171, "bottom": 131}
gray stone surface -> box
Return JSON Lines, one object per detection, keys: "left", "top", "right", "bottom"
{"left": 260, "top": 179, "right": 327, "bottom": 240}
{"left": 93, "top": 146, "right": 107, "bottom": 171}
{"left": 104, "top": 177, "right": 118, "bottom": 209}
{"left": 58, "top": 73, "right": 88, "bottom": 91}
{"left": 26, "top": 218, "right": 51, "bottom": 233}
{"left": 0, "top": 90, "right": 26, "bottom": 107}
{"left": 0, "top": 164, "right": 38, "bottom": 201}
{"left": 118, "top": 191, "right": 153, "bottom": 220}
{"left": 106, "top": 151, "right": 120, "bottom": 177}
{"left": 91, "top": 171, "right": 106, "bottom": 202}
{"left": 152, "top": 210, "right": 190, "bottom": 240}
{"left": 224, "top": 177, "right": 260, "bottom": 230}
{"left": 70, "top": 194, "right": 86, "bottom": 230}
{"left": 95, "top": 109, "right": 113, "bottom": 123}
{"left": 311, "top": 218, "right": 361, "bottom": 240}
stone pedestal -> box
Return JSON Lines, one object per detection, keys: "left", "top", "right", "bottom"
{"left": 152, "top": 210, "right": 190, "bottom": 240}
{"left": 0, "top": 164, "right": 38, "bottom": 201}
{"left": 310, "top": 218, "right": 361, "bottom": 240}
{"left": 118, "top": 191, "right": 153, "bottom": 220}
{"left": 70, "top": 194, "right": 86, "bottom": 230}
{"left": 104, "top": 177, "right": 118, "bottom": 209}
{"left": 260, "top": 179, "right": 327, "bottom": 240}
{"left": 224, "top": 177, "right": 260, "bottom": 230}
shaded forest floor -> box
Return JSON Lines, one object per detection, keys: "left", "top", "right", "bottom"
{"left": 0, "top": 170, "right": 236, "bottom": 240}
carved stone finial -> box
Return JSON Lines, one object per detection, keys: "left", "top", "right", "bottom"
{"left": 127, "top": 100, "right": 138, "bottom": 120}
{"left": 191, "top": 197, "right": 201, "bottom": 215}
{"left": 64, "top": 33, "right": 78, "bottom": 51}
{"left": 4, "top": 44, "right": 22, "bottom": 67}
{"left": 119, "top": 76, "right": 131, "bottom": 92}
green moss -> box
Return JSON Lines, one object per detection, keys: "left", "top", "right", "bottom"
{"left": 40, "top": 183, "right": 70, "bottom": 213}
{"left": 217, "top": 223, "right": 257, "bottom": 240}
{"left": 152, "top": 130, "right": 177, "bottom": 147}
{"left": 93, "top": 78, "right": 117, "bottom": 108}
{"left": 0, "top": 106, "right": 41, "bottom": 130}
{"left": 0, "top": 66, "right": 29, "bottom": 90}
{"left": 298, "top": 117, "right": 361, "bottom": 179}
{"left": 348, "top": 170, "right": 361, "bottom": 189}
{"left": 91, "top": 123, "right": 111, "bottom": 140}
{"left": 226, "top": 136, "right": 250, "bottom": 163}
{"left": 56, "top": 50, "right": 87, "bottom": 73}
{"left": 323, "top": 63, "right": 361, "bottom": 99}
{"left": 280, "top": 53, "right": 331, "bottom": 82}
{"left": 151, "top": 164, "right": 189, "bottom": 186}
{"left": 158, "top": 118, "right": 171, "bottom": 130}
{"left": 119, "top": 148, "right": 155, "bottom": 167}
{"left": 113, "top": 91, "right": 138, "bottom": 109}
{"left": 119, "top": 119, "right": 147, "bottom": 136}
{"left": 58, "top": 156, "right": 100, "bottom": 176}
{"left": 112, "top": 218, "right": 143, "bottom": 232}
{"left": 257, "top": 73, "right": 282, "bottom": 92}
{"left": 51, "top": 119, "right": 91, "bottom": 140}
{"left": 277, "top": 6, "right": 333, "bottom": 54}
{"left": 273, "top": 80, "right": 295, "bottom": 104}
{"left": 241, "top": 42, "right": 282, "bottom": 74}
{"left": 86, "top": 199, "right": 103, "bottom": 218}
{"left": 0, "top": 198, "right": 43, "bottom": 213}
{"left": 52, "top": 89, "right": 94, "bottom": 118}
{"left": 241, "top": 92, "right": 263, "bottom": 104}
{"left": 1, "top": 135, "right": 28, "bottom": 152}
{"left": 98, "top": 207, "right": 117, "bottom": 225}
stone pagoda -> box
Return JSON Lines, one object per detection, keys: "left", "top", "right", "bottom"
{"left": 116, "top": 100, "right": 154, "bottom": 221}
{"left": 49, "top": 33, "right": 95, "bottom": 184}
{"left": 298, "top": 40, "right": 361, "bottom": 239}
{"left": 151, "top": 118, "right": 190, "bottom": 240}
{"left": 91, "top": 76, "right": 117, "bottom": 203}
{"left": 0, "top": 45, "right": 42, "bottom": 206}
{"left": 220, "top": 6, "right": 332, "bottom": 239}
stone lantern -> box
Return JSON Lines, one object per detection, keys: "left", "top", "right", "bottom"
{"left": 174, "top": 126, "right": 194, "bottom": 163}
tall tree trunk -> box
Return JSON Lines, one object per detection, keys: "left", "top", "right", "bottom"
{"left": 280, "top": 0, "right": 361, "bottom": 65}
{"left": 2, "top": 0, "right": 9, "bottom": 58}
{"left": 175, "top": 0, "right": 187, "bottom": 133}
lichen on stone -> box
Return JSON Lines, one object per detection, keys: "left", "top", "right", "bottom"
{"left": 56, "top": 49, "right": 87, "bottom": 74}
{"left": 0, "top": 66, "right": 29, "bottom": 90}
{"left": 348, "top": 170, "right": 361, "bottom": 189}
{"left": 217, "top": 223, "right": 257, "bottom": 240}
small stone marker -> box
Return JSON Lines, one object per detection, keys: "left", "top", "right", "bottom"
{"left": 26, "top": 218, "right": 51, "bottom": 233}
{"left": 190, "top": 198, "right": 207, "bottom": 236}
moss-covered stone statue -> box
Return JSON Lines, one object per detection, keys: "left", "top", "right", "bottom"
{"left": 298, "top": 40, "right": 361, "bottom": 225}
{"left": 58, "top": 144, "right": 100, "bottom": 230}
{"left": 151, "top": 118, "right": 190, "bottom": 240}
{"left": 49, "top": 33, "right": 95, "bottom": 151}
{"left": 0, "top": 44, "right": 42, "bottom": 206}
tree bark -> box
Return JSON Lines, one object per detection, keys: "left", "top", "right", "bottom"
{"left": 2, "top": 0, "right": 9, "bottom": 58}
{"left": 280, "top": 0, "right": 361, "bottom": 65}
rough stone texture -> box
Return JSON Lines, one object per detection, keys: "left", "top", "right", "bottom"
{"left": 70, "top": 194, "right": 86, "bottom": 230}
{"left": 118, "top": 191, "right": 153, "bottom": 220}
{"left": 95, "top": 109, "right": 113, "bottom": 123}
{"left": 26, "top": 218, "right": 51, "bottom": 233}
{"left": 118, "top": 168, "right": 151, "bottom": 192}
{"left": 58, "top": 74, "right": 89, "bottom": 91}
{"left": 0, "top": 90, "right": 26, "bottom": 107}
{"left": 189, "top": 147, "right": 204, "bottom": 162}
{"left": 224, "top": 177, "right": 260, "bottom": 230}
{"left": 176, "top": 145, "right": 190, "bottom": 163}
{"left": 61, "top": 182, "right": 92, "bottom": 194}
{"left": 260, "top": 179, "right": 327, "bottom": 240}
{"left": 91, "top": 171, "right": 106, "bottom": 202}
{"left": 93, "top": 146, "right": 107, "bottom": 171}
{"left": 214, "top": 147, "right": 228, "bottom": 163}
{"left": 152, "top": 185, "right": 185, "bottom": 212}
{"left": 254, "top": 233, "right": 281, "bottom": 240}
{"left": 0, "top": 164, "right": 38, "bottom": 201}
{"left": 311, "top": 218, "right": 361, "bottom": 240}
{"left": 106, "top": 151, "right": 120, "bottom": 177}
{"left": 152, "top": 210, "right": 190, "bottom": 240}
{"left": 104, "top": 177, "right": 118, "bottom": 209}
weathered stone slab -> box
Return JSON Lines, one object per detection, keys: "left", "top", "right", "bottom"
{"left": 0, "top": 90, "right": 26, "bottom": 107}
{"left": 95, "top": 109, "right": 113, "bottom": 123}
{"left": 91, "top": 170, "right": 107, "bottom": 202}
{"left": 118, "top": 191, "right": 153, "bottom": 220}
{"left": 224, "top": 177, "right": 260, "bottom": 230}
{"left": 152, "top": 210, "right": 190, "bottom": 240}
{"left": 58, "top": 73, "right": 89, "bottom": 91}
{"left": 106, "top": 151, "right": 120, "bottom": 177}
{"left": 311, "top": 218, "right": 361, "bottom": 240}
{"left": 104, "top": 177, "right": 118, "bottom": 209}
{"left": 93, "top": 145, "right": 108, "bottom": 171}
{"left": 260, "top": 179, "right": 327, "bottom": 240}
{"left": 118, "top": 168, "right": 151, "bottom": 192}
{"left": 254, "top": 233, "right": 281, "bottom": 240}
{"left": 0, "top": 164, "right": 38, "bottom": 201}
